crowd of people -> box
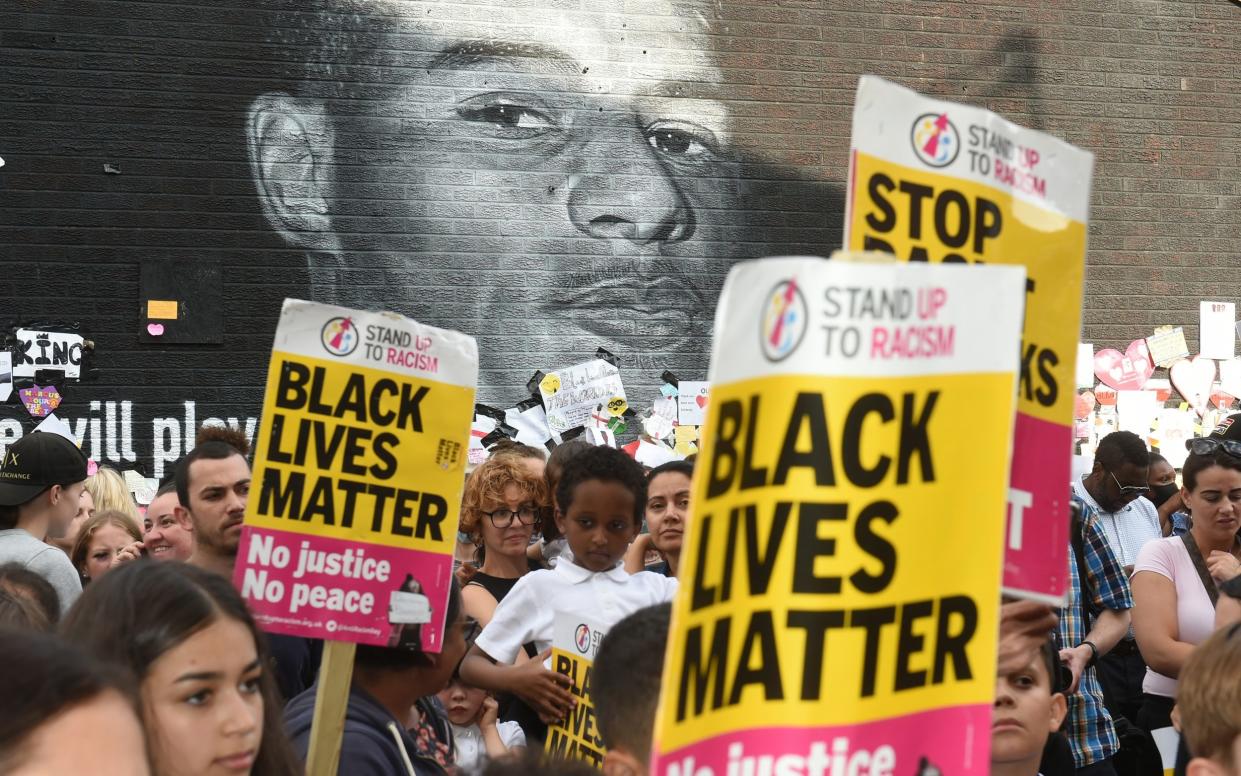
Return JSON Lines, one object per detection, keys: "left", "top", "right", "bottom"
{"left": 3, "top": 411, "right": 1241, "bottom": 776}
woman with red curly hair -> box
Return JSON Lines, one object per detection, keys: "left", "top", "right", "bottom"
{"left": 460, "top": 455, "right": 549, "bottom": 631}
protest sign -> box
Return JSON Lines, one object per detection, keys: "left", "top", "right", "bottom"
{"left": 844, "top": 75, "right": 1094, "bottom": 602}
{"left": 234, "top": 300, "right": 477, "bottom": 652}
{"left": 545, "top": 613, "right": 608, "bottom": 767}
{"left": 13, "top": 329, "right": 85, "bottom": 380}
{"left": 539, "top": 358, "right": 627, "bottom": 433}
{"left": 650, "top": 256, "right": 1026, "bottom": 776}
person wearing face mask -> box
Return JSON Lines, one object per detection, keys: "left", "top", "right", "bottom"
{"left": 1148, "top": 452, "right": 1191, "bottom": 537}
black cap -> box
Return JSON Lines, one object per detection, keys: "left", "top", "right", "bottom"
{"left": 0, "top": 432, "right": 89, "bottom": 506}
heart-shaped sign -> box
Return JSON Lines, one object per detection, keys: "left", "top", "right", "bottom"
{"left": 1075, "top": 391, "right": 1096, "bottom": 420}
{"left": 1211, "top": 382, "right": 1236, "bottom": 410}
{"left": 147, "top": 323, "right": 165, "bottom": 336}
{"left": 1094, "top": 384, "right": 1118, "bottom": 406}
{"left": 19, "top": 385, "right": 62, "bottom": 418}
{"left": 1170, "top": 356, "right": 1217, "bottom": 416}
{"left": 1094, "top": 339, "right": 1154, "bottom": 391}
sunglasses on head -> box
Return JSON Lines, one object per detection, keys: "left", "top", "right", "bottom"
{"left": 1188, "top": 438, "right": 1241, "bottom": 458}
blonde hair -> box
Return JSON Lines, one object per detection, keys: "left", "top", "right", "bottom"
{"left": 84, "top": 466, "right": 140, "bottom": 524}
{"left": 1178, "top": 623, "right": 1241, "bottom": 764}
{"left": 459, "top": 456, "right": 548, "bottom": 549}
{"left": 70, "top": 510, "right": 142, "bottom": 575}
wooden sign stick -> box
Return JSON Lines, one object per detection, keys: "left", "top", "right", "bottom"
{"left": 305, "top": 640, "right": 357, "bottom": 776}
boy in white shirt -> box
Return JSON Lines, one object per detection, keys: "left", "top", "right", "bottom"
{"left": 460, "top": 446, "right": 678, "bottom": 738}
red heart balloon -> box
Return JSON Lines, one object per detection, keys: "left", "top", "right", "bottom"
{"left": 1093, "top": 340, "right": 1154, "bottom": 391}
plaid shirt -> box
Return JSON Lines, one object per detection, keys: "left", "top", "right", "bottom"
{"left": 1058, "top": 495, "right": 1134, "bottom": 767}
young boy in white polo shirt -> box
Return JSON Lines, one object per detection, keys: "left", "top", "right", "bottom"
{"left": 459, "top": 446, "right": 678, "bottom": 741}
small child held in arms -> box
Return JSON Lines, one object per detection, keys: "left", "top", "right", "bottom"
{"left": 459, "top": 446, "right": 678, "bottom": 744}
{"left": 438, "top": 662, "right": 525, "bottom": 775}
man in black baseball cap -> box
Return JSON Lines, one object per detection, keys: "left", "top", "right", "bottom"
{"left": 0, "top": 431, "right": 90, "bottom": 615}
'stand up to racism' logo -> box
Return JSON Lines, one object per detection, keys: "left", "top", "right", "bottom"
{"left": 910, "top": 112, "right": 960, "bottom": 168}
{"left": 760, "top": 278, "right": 807, "bottom": 362}
{"left": 320, "top": 317, "right": 358, "bottom": 357}
{"left": 574, "top": 624, "right": 592, "bottom": 654}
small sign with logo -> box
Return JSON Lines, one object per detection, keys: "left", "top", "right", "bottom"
{"left": 844, "top": 75, "right": 1095, "bottom": 602}
{"left": 545, "top": 612, "right": 609, "bottom": 767}
{"left": 233, "top": 299, "right": 477, "bottom": 652}
{"left": 650, "top": 256, "right": 1027, "bottom": 776}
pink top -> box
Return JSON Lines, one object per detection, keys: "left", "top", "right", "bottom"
{"left": 1133, "top": 536, "right": 1217, "bottom": 698}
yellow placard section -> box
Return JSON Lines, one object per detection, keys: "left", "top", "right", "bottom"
{"left": 847, "top": 151, "right": 1087, "bottom": 427}
{"left": 654, "top": 371, "right": 1009, "bottom": 753}
{"left": 146, "top": 299, "right": 179, "bottom": 319}
{"left": 246, "top": 351, "right": 474, "bottom": 554}
{"left": 545, "top": 648, "right": 605, "bottom": 767}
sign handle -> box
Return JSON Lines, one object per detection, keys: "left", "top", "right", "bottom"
{"left": 305, "top": 640, "right": 357, "bottom": 776}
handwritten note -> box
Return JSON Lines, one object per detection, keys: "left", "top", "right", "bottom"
{"left": 1201, "top": 301, "right": 1236, "bottom": 360}
{"left": 1145, "top": 327, "right": 1190, "bottom": 368}
{"left": 539, "top": 358, "right": 627, "bottom": 433}
{"left": 13, "top": 330, "right": 85, "bottom": 380}
{"left": 676, "top": 381, "right": 710, "bottom": 426}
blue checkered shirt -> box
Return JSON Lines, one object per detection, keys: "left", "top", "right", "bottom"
{"left": 1058, "top": 495, "right": 1134, "bottom": 767}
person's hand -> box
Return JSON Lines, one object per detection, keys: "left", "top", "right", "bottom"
{"left": 455, "top": 562, "right": 478, "bottom": 589}
{"left": 511, "top": 649, "right": 575, "bottom": 722}
{"left": 1207, "top": 551, "right": 1241, "bottom": 584}
{"left": 1058, "top": 645, "right": 1091, "bottom": 695}
{"left": 998, "top": 600, "right": 1059, "bottom": 676}
{"left": 1158, "top": 491, "right": 1184, "bottom": 527}
{"left": 113, "top": 541, "right": 145, "bottom": 567}
{"left": 478, "top": 696, "right": 499, "bottom": 730}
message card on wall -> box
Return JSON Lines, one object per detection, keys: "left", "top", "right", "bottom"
{"left": 234, "top": 300, "right": 477, "bottom": 652}
{"left": 539, "top": 359, "right": 627, "bottom": 433}
{"left": 676, "top": 381, "right": 710, "bottom": 426}
{"left": 651, "top": 257, "right": 1026, "bottom": 776}
{"left": 1201, "top": 301, "right": 1236, "bottom": 360}
{"left": 844, "top": 75, "right": 1093, "bottom": 602}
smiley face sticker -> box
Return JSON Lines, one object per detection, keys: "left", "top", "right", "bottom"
{"left": 606, "top": 397, "right": 628, "bottom": 417}
{"left": 539, "top": 373, "right": 562, "bottom": 396}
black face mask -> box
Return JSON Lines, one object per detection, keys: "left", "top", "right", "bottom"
{"left": 1150, "top": 482, "right": 1180, "bottom": 508}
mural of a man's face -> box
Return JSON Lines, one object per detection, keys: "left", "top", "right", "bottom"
{"left": 248, "top": 0, "right": 734, "bottom": 401}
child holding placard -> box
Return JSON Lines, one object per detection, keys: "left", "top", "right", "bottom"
{"left": 459, "top": 446, "right": 678, "bottom": 743}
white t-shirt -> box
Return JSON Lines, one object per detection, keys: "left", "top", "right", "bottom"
{"left": 474, "top": 560, "right": 678, "bottom": 664}
{"left": 1134, "top": 536, "right": 1217, "bottom": 698}
{"left": 450, "top": 720, "right": 525, "bottom": 775}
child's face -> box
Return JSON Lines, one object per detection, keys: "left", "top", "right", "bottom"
{"left": 555, "top": 480, "right": 639, "bottom": 572}
{"left": 991, "top": 653, "right": 1066, "bottom": 768}
{"left": 438, "top": 678, "right": 489, "bottom": 726}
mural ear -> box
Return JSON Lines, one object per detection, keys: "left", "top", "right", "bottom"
{"left": 246, "top": 92, "right": 338, "bottom": 249}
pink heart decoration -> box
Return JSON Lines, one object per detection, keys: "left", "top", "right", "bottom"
{"left": 1074, "top": 391, "right": 1096, "bottom": 420}
{"left": 695, "top": 393, "right": 708, "bottom": 410}
{"left": 19, "top": 385, "right": 62, "bottom": 418}
{"left": 1170, "top": 356, "right": 1217, "bottom": 416}
{"left": 1094, "top": 384, "right": 1117, "bottom": 406}
{"left": 1093, "top": 339, "right": 1154, "bottom": 391}
{"left": 147, "top": 323, "right": 165, "bottom": 336}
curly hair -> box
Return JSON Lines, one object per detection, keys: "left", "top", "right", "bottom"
{"left": 459, "top": 455, "right": 548, "bottom": 554}
{"left": 556, "top": 446, "right": 647, "bottom": 527}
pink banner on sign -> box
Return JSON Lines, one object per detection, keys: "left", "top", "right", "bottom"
{"left": 234, "top": 526, "right": 453, "bottom": 651}
{"left": 652, "top": 705, "right": 989, "bottom": 776}
{"left": 1004, "top": 413, "right": 1071, "bottom": 601}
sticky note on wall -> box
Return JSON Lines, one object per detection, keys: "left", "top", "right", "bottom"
{"left": 147, "top": 300, "right": 179, "bottom": 319}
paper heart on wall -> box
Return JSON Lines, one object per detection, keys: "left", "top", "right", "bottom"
{"left": 19, "top": 385, "right": 62, "bottom": 418}
{"left": 1094, "top": 384, "right": 1118, "bottom": 406}
{"left": 1170, "top": 356, "right": 1217, "bottom": 416}
{"left": 1075, "top": 391, "right": 1096, "bottom": 419}
{"left": 1094, "top": 339, "right": 1154, "bottom": 391}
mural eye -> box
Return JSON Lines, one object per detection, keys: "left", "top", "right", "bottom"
{"left": 457, "top": 99, "right": 558, "bottom": 139}
{"left": 644, "top": 121, "right": 718, "bottom": 159}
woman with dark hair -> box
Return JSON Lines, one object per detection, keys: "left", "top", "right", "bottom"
{"left": 1132, "top": 426, "right": 1241, "bottom": 732}
{"left": 60, "top": 561, "right": 300, "bottom": 776}
{"left": 0, "top": 627, "right": 148, "bottom": 774}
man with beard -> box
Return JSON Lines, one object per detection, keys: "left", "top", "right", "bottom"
{"left": 246, "top": 0, "right": 769, "bottom": 401}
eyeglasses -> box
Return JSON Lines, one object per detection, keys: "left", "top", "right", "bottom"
{"left": 484, "top": 506, "right": 540, "bottom": 528}
{"left": 1107, "top": 469, "right": 1148, "bottom": 496}
{"left": 1188, "top": 437, "right": 1241, "bottom": 458}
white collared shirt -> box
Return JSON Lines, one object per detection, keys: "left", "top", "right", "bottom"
{"left": 474, "top": 560, "right": 678, "bottom": 664}
{"left": 450, "top": 720, "right": 525, "bottom": 775}
{"left": 1072, "top": 476, "right": 1162, "bottom": 568}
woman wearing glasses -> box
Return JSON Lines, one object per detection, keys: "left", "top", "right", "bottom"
{"left": 1132, "top": 417, "right": 1241, "bottom": 732}
{"left": 459, "top": 456, "right": 549, "bottom": 632}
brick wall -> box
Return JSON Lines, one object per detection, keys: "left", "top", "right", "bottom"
{"left": 1, "top": 0, "right": 1237, "bottom": 474}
